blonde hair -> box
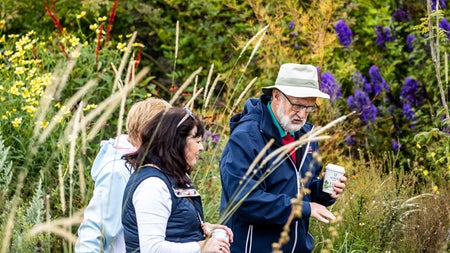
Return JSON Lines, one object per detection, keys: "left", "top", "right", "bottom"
{"left": 126, "top": 97, "right": 171, "bottom": 147}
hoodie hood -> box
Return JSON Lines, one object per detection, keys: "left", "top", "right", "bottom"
{"left": 230, "top": 95, "right": 273, "bottom": 133}
{"left": 90, "top": 135, "right": 135, "bottom": 182}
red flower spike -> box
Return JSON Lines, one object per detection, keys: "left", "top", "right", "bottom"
{"left": 105, "top": 0, "right": 119, "bottom": 44}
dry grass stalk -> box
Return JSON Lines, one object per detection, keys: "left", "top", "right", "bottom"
{"left": 58, "top": 164, "right": 66, "bottom": 214}
{"left": 37, "top": 79, "right": 98, "bottom": 144}
{"left": 427, "top": 0, "right": 450, "bottom": 119}
{"left": 112, "top": 31, "right": 137, "bottom": 92}
{"left": 230, "top": 77, "right": 258, "bottom": 115}
{"left": 33, "top": 46, "right": 81, "bottom": 137}
{"left": 78, "top": 159, "right": 86, "bottom": 203}
{"left": 203, "top": 63, "right": 215, "bottom": 108}
{"left": 169, "top": 67, "right": 203, "bottom": 105}
{"left": 226, "top": 25, "right": 267, "bottom": 111}
{"left": 204, "top": 73, "right": 221, "bottom": 109}
{"left": 81, "top": 67, "right": 149, "bottom": 140}
{"left": 26, "top": 209, "right": 84, "bottom": 245}
{"left": 185, "top": 88, "right": 204, "bottom": 109}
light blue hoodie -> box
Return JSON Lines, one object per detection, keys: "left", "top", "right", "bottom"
{"left": 75, "top": 135, "right": 136, "bottom": 253}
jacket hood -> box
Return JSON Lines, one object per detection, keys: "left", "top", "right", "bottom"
{"left": 90, "top": 135, "right": 135, "bottom": 181}
{"left": 230, "top": 95, "right": 272, "bottom": 133}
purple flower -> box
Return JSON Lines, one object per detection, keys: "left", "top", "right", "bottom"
{"left": 402, "top": 103, "right": 417, "bottom": 121}
{"left": 203, "top": 130, "right": 220, "bottom": 145}
{"left": 347, "top": 90, "right": 370, "bottom": 111}
{"left": 294, "top": 43, "right": 301, "bottom": 50}
{"left": 347, "top": 90, "right": 377, "bottom": 124}
{"left": 406, "top": 34, "right": 417, "bottom": 52}
{"left": 352, "top": 71, "right": 366, "bottom": 86}
{"left": 392, "top": 9, "right": 409, "bottom": 22}
{"left": 289, "top": 20, "right": 295, "bottom": 31}
{"left": 439, "top": 18, "right": 450, "bottom": 40}
{"left": 432, "top": 0, "right": 447, "bottom": 10}
{"left": 345, "top": 134, "right": 356, "bottom": 146}
{"left": 400, "top": 77, "right": 424, "bottom": 107}
{"left": 391, "top": 140, "right": 402, "bottom": 152}
{"left": 320, "top": 72, "right": 342, "bottom": 104}
{"left": 361, "top": 104, "right": 377, "bottom": 124}
{"left": 369, "top": 65, "right": 390, "bottom": 96}
{"left": 375, "top": 26, "right": 394, "bottom": 46}
{"left": 291, "top": 32, "right": 299, "bottom": 37}
{"left": 334, "top": 19, "right": 353, "bottom": 47}
{"left": 362, "top": 81, "right": 372, "bottom": 95}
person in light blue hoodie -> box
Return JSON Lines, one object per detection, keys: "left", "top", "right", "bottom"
{"left": 75, "top": 98, "right": 171, "bottom": 253}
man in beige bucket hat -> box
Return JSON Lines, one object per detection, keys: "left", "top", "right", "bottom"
{"left": 219, "top": 63, "right": 347, "bottom": 253}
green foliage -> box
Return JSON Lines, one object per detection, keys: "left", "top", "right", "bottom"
{"left": 311, "top": 151, "right": 450, "bottom": 252}
{"left": 0, "top": 136, "right": 13, "bottom": 200}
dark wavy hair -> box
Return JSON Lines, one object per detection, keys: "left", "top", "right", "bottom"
{"left": 123, "top": 107, "right": 204, "bottom": 186}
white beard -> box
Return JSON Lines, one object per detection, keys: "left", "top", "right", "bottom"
{"left": 276, "top": 101, "right": 305, "bottom": 132}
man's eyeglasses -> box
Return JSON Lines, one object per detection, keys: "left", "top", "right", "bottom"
{"left": 176, "top": 107, "right": 195, "bottom": 128}
{"left": 279, "top": 91, "right": 316, "bottom": 113}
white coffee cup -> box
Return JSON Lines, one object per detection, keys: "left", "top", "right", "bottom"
{"left": 211, "top": 228, "right": 229, "bottom": 242}
{"left": 323, "top": 163, "right": 345, "bottom": 194}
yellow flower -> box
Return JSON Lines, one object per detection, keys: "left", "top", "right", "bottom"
{"left": 9, "top": 86, "right": 20, "bottom": 96}
{"left": 22, "top": 105, "right": 36, "bottom": 114}
{"left": 0, "top": 19, "right": 5, "bottom": 30}
{"left": 69, "top": 36, "right": 80, "bottom": 47}
{"left": 117, "top": 42, "right": 126, "bottom": 51}
{"left": 76, "top": 11, "right": 86, "bottom": 19}
{"left": 430, "top": 152, "right": 436, "bottom": 158}
{"left": 14, "top": 66, "right": 26, "bottom": 75}
{"left": 2, "top": 115, "right": 7, "bottom": 120}
{"left": 422, "top": 169, "right": 429, "bottom": 176}
{"left": 416, "top": 143, "right": 421, "bottom": 149}
{"left": 89, "top": 24, "right": 98, "bottom": 30}
{"left": 40, "top": 121, "right": 49, "bottom": 129}
{"left": 98, "top": 16, "right": 107, "bottom": 22}
{"left": 83, "top": 104, "right": 97, "bottom": 111}
{"left": 132, "top": 42, "right": 144, "bottom": 48}
{"left": 0, "top": 85, "right": 3, "bottom": 90}
{"left": 13, "top": 81, "right": 24, "bottom": 87}
{"left": 433, "top": 185, "right": 440, "bottom": 195}
{"left": 12, "top": 117, "right": 22, "bottom": 128}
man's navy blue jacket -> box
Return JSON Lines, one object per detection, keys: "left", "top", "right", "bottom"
{"left": 220, "top": 95, "right": 335, "bottom": 253}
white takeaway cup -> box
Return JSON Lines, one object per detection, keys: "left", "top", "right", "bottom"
{"left": 211, "top": 228, "right": 229, "bottom": 242}
{"left": 323, "top": 164, "right": 345, "bottom": 194}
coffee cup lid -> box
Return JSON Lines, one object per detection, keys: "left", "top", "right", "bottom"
{"left": 325, "top": 163, "right": 345, "bottom": 174}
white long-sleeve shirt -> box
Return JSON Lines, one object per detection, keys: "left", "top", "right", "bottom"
{"left": 133, "top": 177, "right": 201, "bottom": 253}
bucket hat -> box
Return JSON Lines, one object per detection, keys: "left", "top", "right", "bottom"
{"left": 262, "top": 63, "right": 330, "bottom": 99}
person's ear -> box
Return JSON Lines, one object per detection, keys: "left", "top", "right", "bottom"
{"left": 272, "top": 89, "right": 280, "bottom": 101}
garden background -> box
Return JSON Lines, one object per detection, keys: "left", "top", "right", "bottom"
{"left": 0, "top": 0, "right": 449, "bottom": 252}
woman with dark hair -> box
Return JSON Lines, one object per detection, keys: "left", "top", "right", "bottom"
{"left": 122, "top": 107, "right": 233, "bottom": 253}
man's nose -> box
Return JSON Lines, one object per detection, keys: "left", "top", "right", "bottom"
{"left": 295, "top": 108, "right": 308, "bottom": 118}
